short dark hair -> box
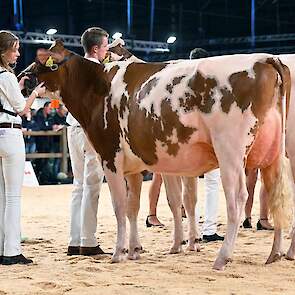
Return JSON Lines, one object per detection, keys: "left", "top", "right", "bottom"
{"left": 43, "top": 101, "right": 51, "bottom": 108}
{"left": 81, "top": 27, "right": 109, "bottom": 53}
{"left": 189, "top": 48, "right": 209, "bottom": 60}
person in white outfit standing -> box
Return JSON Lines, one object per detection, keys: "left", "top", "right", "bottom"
{"left": 190, "top": 48, "right": 224, "bottom": 242}
{"left": 201, "top": 169, "right": 223, "bottom": 241}
{"left": 0, "top": 30, "right": 45, "bottom": 264}
{"left": 67, "top": 27, "right": 108, "bottom": 256}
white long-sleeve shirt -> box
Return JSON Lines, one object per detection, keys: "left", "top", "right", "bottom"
{"left": 0, "top": 67, "right": 26, "bottom": 124}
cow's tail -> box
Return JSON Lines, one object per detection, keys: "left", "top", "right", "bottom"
{"left": 266, "top": 57, "right": 292, "bottom": 229}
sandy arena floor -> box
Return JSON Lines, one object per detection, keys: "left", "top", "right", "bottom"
{"left": 0, "top": 179, "right": 294, "bottom": 295}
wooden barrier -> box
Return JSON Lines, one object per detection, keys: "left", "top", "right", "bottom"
{"left": 23, "top": 127, "right": 69, "bottom": 174}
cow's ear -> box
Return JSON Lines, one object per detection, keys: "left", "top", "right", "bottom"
{"left": 36, "top": 49, "right": 51, "bottom": 65}
{"left": 53, "top": 39, "right": 64, "bottom": 49}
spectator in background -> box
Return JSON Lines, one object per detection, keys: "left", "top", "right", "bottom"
{"left": 146, "top": 173, "right": 165, "bottom": 227}
{"left": 22, "top": 108, "right": 38, "bottom": 154}
{"left": 242, "top": 168, "right": 274, "bottom": 230}
{"left": 52, "top": 104, "right": 68, "bottom": 177}
{"left": 34, "top": 101, "right": 55, "bottom": 184}
{"left": 52, "top": 104, "right": 68, "bottom": 130}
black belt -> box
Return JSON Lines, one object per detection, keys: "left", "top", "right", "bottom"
{"left": 0, "top": 123, "right": 22, "bottom": 129}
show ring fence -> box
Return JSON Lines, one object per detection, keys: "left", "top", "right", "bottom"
{"left": 23, "top": 127, "right": 69, "bottom": 174}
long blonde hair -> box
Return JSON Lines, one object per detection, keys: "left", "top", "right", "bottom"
{"left": 0, "top": 30, "right": 19, "bottom": 72}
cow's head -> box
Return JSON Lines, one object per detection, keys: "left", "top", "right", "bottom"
{"left": 107, "top": 38, "right": 134, "bottom": 61}
{"left": 20, "top": 40, "right": 75, "bottom": 98}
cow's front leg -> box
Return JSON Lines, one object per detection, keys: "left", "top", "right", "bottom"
{"left": 104, "top": 163, "right": 128, "bottom": 263}
{"left": 213, "top": 165, "right": 248, "bottom": 270}
{"left": 126, "top": 173, "right": 143, "bottom": 260}
{"left": 181, "top": 176, "right": 200, "bottom": 252}
{"left": 162, "top": 175, "right": 183, "bottom": 254}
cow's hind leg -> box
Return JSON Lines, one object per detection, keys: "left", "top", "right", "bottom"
{"left": 261, "top": 156, "right": 292, "bottom": 264}
{"left": 162, "top": 175, "right": 183, "bottom": 254}
{"left": 211, "top": 138, "right": 249, "bottom": 270}
{"left": 213, "top": 164, "right": 248, "bottom": 270}
{"left": 181, "top": 176, "right": 200, "bottom": 252}
{"left": 125, "top": 173, "right": 143, "bottom": 260}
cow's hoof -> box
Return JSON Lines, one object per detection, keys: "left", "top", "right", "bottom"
{"left": 127, "top": 247, "right": 141, "bottom": 260}
{"left": 169, "top": 245, "right": 182, "bottom": 254}
{"left": 286, "top": 249, "right": 295, "bottom": 260}
{"left": 111, "top": 249, "right": 127, "bottom": 263}
{"left": 186, "top": 243, "right": 201, "bottom": 252}
{"left": 127, "top": 251, "right": 140, "bottom": 260}
{"left": 266, "top": 252, "right": 283, "bottom": 264}
{"left": 213, "top": 257, "right": 232, "bottom": 271}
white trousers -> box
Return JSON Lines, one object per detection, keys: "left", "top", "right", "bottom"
{"left": 195, "top": 169, "right": 220, "bottom": 236}
{"left": 0, "top": 129, "right": 25, "bottom": 256}
{"left": 67, "top": 126, "right": 104, "bottom": 247}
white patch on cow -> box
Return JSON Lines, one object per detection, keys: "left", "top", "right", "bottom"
{"left": 108, "top": 38, "right": 125, "bottom": 48}
{"left": 247, "top": 68, "right": 256, "bottom": 79}
{"left": 109, "top": 52, "right": 124, "bottom": 61}
{"left": 166, "top": 128, "right": 179, "bottom": 144}
{"left": 205, "top": 102, "right": 257, "bottom": 160}
{"left": 103, "top": 96, "right": 109, "bottom": 129}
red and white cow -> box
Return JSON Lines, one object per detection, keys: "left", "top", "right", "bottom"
{"left": 109, "top": 41, "right": 295, "bottom": 264}
{"left": 22, "top": 41, "right": 291, "bottom": 270}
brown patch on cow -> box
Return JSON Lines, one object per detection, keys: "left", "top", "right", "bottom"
{"left": 166, "top": 75, "right": 186, "bottom": 94}
{"left": 138, "top": 77, "right": 159, "bottom": 101}
{"left": 126, "top": 97, "right": 196, "bottom": 165}
{"left": 220, "top": 62, "right": 278, "bottom": 121}
{"left": 177, "top": 72, "right": 216, "bottom": 113}
{"left": 109, "top": 44, "right": 133, "bottom": 60}
{"left": 220, "top": 71, "right": 256, "bottom": 114}
{"left": 124, "top": 63, "right": 167, "bottom": 98}
{"left": 106, "top": 65, "right": 120, "bottom": 82}
{"left": 119, "top": 94, "right": 128, "bottom": 119}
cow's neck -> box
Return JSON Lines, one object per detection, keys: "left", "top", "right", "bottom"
{"left": 58, "top": 56, "right": 110, "bottom": 129}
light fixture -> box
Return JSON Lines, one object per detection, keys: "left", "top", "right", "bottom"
{"left": 112, "top": 32, "right": 123, "bottom": 39}
{"left": 167, "top": 36, "right": 176, "bottom": 44}
{"left": 46, "top": 28, "right": 57, "bottom": 35}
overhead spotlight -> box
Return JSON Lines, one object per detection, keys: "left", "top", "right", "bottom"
{"left": 46, "top": 28, "right": 57, "bottom": 35}
{"left": 167, "top": 36, "right": 176, "bottom": 44}
{"left": 112, "top": 32, "right": 123, "bottom": 39}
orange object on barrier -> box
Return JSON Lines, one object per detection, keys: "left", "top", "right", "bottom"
{"left": 50, "top": 99, "right": 60, "bottom": 108}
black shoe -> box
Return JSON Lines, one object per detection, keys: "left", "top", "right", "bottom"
{"left": 243, "top": 217, "right": 252, "bottom": 229}
{"left": 79, "top": 245, "right": 105, "bottom": 256}
{"left": 0, "top": 256, "right": 3, "bottom": 263}
{"left": 146, "top": 215, "right": 164, "bottom": 227}
{"left": 67, "top": 246, "right": 80, "bottom": 256}
{"left": 202, "top": 233, "right": 224, "bottom": 242}
{"left": 257, "top": 219, "right": 274, "bottom": 231}
{"left": 2, "top": 254, "right": 33, "bottom": 265}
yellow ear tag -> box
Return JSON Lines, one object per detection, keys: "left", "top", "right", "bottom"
{"left": 102, "top": 55, "right": 110, "bottom": 64}
{"left": 45, "top": 56, "right": 54, "bottom": 67}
